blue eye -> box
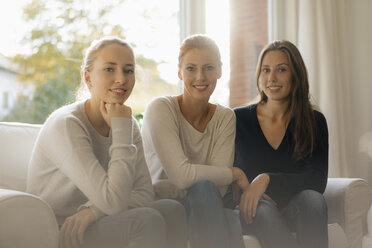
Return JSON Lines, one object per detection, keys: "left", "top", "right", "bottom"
{"left": 262, "top": 68, "right": 269, "bottom": 73}
{"left": 186, "top": 66, "right": 194, "bottom": 71}
{"left": 124, "top": 69, "right": 134, "bottom": 74}
{"left": 105, "top": 68, "right": 114, "bottom": 72}
{"left": 206, "top": 65, "right": 214, "bottom": 71}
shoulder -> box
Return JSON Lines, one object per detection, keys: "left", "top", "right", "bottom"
{"left": 313, "top": 109, "right": 328, "bottom": 137}
{"left": 142, "top": 96, "right": 179, "bottom": 130}
{"left": 144, "top": 96, "right": 178, "bottom": 117}
{"left": 43, "top": 101, "right": 86, "bottom": 134}
{"left": 212, "top": 104, "right": 236, "bottom": 130}
{"left": 313, "top": 109, "right": 326, "bottom": 121}
{"left": 233, "top": 104, "right": 257, "bottom": 121}
{"left": 313, "top": 110, "right": 328, "bottom": 128}
{"left": 215, "top": 104, "right": 235, "bottom": 121}
{"left": 146, "top": 96, "right": 175, "bottom": 111}
{"left": 234, "top": 104, "right": 256, "bottom": 114}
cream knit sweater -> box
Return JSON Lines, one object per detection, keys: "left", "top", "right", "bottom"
{"left": 27, "top": 101, "right": 154, "bottom": 226}
{"left": 141, "top": 96, "right": 234, "bottom": 201}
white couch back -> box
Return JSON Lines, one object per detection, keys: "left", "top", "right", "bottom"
{"left": 0, "top": 122, "right": 41, "bottom": 191}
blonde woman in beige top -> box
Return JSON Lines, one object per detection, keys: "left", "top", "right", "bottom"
{"left": 142, "top": 34, "right": 249, "bottom": 248}
{"left": 27, "top": 37, "right": 187, "bottom": 248}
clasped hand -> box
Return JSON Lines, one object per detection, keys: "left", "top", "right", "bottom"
{"left": 233, "top": 173, "right": 275, "bottom": 224}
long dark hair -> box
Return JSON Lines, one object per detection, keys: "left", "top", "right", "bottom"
{"left": 255, "top": 40, "right": 316, "bottom": 161}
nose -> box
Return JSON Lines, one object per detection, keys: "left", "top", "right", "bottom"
{"left": 268, "top": 71, "right": 277, "bottom": 82}
{"left": 115, "top": 71, "right": 127, "bottom": 84}
{"left": 196, "top": 69, "right": 205, "bottom": 82}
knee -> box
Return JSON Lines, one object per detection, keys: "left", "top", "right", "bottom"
{"left": 134, "top": 208, "right": 166, "bottom": 229}
{"left": 225, "top": 209, "right": 241, "bottom": 228}
{"left": 188, "top": 180, "right": 219, "bottom": 193}
{"left": 254, "top": 200, "right": 279, "bottom": 222}
{"left": 185, "top": 180, "right": 222, "bottom": 213}
{"left": 154, "top": 199, "right": 187, "bottom": 220}
{"left": 187, "top": 180, "right": 220, "bottom": 200}
{"left": 295, "top": 190, "right": 327, "bottom": 217}
{"left": 244, "top": 200, "right": 282, "bottom": 231}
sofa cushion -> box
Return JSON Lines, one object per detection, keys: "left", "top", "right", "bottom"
{"left": 0, "top": 122, "right": 41, "bottom": 191}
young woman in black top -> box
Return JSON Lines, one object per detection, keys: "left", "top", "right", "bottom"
{"left": 233, "top": 40, "right": 329, "bottom": 248}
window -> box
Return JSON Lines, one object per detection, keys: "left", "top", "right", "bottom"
{"left": 0, "top": 0, "right": 256, "bottom": 123}
{"left": 0, "top": 0, "right": 180, "bottom": 123}
{"left": 206, "top": 0, "right": 230, "bottom": 106}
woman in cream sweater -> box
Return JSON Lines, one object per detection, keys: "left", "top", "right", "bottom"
{"left": 27, "top": 36, "right": 187, "bottom": 248}
{"left": 142, "top": 34, "right": 249, "bottom": 248}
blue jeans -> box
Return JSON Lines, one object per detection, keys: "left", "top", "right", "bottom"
{"left": 240, "top": 190, "right": 328, "bottom": 248}
{"left": 184, "top": 180, "right": 245, "bottom": 248}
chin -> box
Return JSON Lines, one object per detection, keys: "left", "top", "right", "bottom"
{"left": 193, "top": 95, "right": 211, "bottom": 102}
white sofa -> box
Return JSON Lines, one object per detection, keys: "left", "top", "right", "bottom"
{"left": 0, "top": 121, "right": 371, "bottom": 248}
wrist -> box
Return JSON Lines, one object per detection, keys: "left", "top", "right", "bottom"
{"left": 255, "top": 173, "right": 270, "bottom": 186}
{"left": 231, "top": 167, "right": 242, "bottom": 181}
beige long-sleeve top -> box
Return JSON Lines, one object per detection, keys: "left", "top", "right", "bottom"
{"left": 27, "top": 101, "right": 154, "bottom": 226}
{"left": 141, "top": 96, "right": 235, "bottom": 201}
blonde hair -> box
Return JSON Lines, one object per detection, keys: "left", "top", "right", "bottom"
{"left": 75, "top": 36, "right": 134, "bottom": 100}
{"left": 178, "top": 34, "right": 222, "bottom": 67}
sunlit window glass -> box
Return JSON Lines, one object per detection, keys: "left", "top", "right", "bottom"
{"left": 0, "top": 0, "right": 180, "bottom": 124}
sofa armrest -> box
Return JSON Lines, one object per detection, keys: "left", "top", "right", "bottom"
{"left": 363, "top": 205, "right": 372, "bottom": 248}
{"left": 324, "top": 178, "right": 372, "bottom": 248}
{"left": 0, "top": 189, "right": 59, "bottom": 248}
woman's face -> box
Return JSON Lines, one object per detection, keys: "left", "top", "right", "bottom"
{"left": 259, "top": 50, "right": 292, "bottom": 103}
{"left": 178, "top": 48, "right": 221, "bottom": 102}
{"left": 85, "top": 43, "right": 135, "bottom": 105}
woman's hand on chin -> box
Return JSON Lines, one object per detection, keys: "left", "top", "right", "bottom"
{"left": 100, "top": 100, "right": 132, "bottom": 127}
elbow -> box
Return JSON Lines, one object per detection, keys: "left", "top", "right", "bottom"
{"left": 98, "top": 193, "right": 129, "bottom": 215}
{"left": 166, "top": 164, "right": 197, "bottom": 190}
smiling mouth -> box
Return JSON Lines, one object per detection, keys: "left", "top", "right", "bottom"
{"left": 268, "top": 86, "right": 282, "bottom": 90}
{"left": 110, "top": 88, "right": 127, "bottom": 95}
{"left": 193, "top": 85, "right": 208, "bottom": 89}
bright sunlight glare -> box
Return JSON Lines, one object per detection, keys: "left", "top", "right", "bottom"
{"left": 0, "top": 0, "right": 231, "bottom": 105}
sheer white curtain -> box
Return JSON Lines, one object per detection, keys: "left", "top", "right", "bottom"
{"left": 269, "top": 0, "right": 372, "bottom": 180}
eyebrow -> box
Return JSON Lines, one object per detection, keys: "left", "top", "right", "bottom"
{"left": 185, "top": 63, "right": 215, "bottom": 66}
{"left": 103, "top": 62, "right": 134, "bottom": 67}
{"left": 262, "top": 63, "right": 289, "bottom": 67}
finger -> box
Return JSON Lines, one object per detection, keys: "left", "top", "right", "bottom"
{"left": 252, "top": 198, "right": 259, "bottom": 218}
{"left": 99, "top": 101, "right": 107, "bottom": 114}
{"left": 261, "top": 194, "right": 269, "bottom": 200}
{"left": 66, "top": 221, "right": 74, "bottom": 248}
{"left": 262, "top": 194, "right": 277, "bottom": 205}
{"left": 78, "top": 226, "right": 85, "bottom": 246}
{"left": 60, "top": 220, "right": 72, "bottom": 248}
{"left": 71, "top": 222, "right": 80, "bottom": 248}
{"left": 59, "top": 223, "right": 66, "bottom": 248}
{"left": 247, "top": 198, "right": 253, "bottom": 224}
{"left": 240, "top": 196, "right": 251, "bottom": 224}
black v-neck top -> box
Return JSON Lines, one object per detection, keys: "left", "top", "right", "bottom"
{"left": 234, "top": 104, "right": 329, "bottom": 209}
